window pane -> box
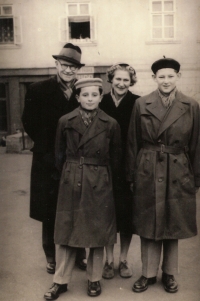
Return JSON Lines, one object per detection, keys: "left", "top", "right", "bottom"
{"left": 164, "top": 27, "right": 174, "bottom": 38}
{"left": 70, "top": 21, "right": 90, "bottom": 39}
{"left": 68, "top": 4, "right": 77, "bottom": 15}
{"left": 153, "top": 27, "right": 162, "bottom": 38}
{"left": 80, "top": 4, "right": 89, "bottom": 14}
{"left": 2, "top": 6, "right": 12, "bottom": 15}
{"left": 164, "top": 14, "right": 173, "bottom": 26}
{"left": 153, "top": 15, "right": 162, "bottom": 26}
{"left": 164, "top": 1, "right": 173, "bottom": 11}
{"left": 0, "top": 18, "right": 14, "bottom": 43}
{"left": 152, "top": 1, "right": 162, "bottom": 12}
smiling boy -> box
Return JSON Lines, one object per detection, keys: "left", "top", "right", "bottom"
{"left": 126, "top": 57, "right": 200, "bottom": 294}
{"left": 44, "top": 78, "right": 121, "bottom": 300}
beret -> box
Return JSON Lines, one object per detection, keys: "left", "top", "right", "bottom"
{"left": 151, "top": 57, "right": 180, "bottom": 74}
{"left": 75, "top": 78, "right": 103, "bottom": 90}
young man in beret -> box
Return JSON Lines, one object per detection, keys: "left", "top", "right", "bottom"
{"left": 22, "top": 43, "right": 87, "bottom": 274}
{"left": 126, "top": 57, "right": 200, "bottom": 293}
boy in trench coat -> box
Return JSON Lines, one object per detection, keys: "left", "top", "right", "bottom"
{"left": 44, "top": 78, "right": 121, "bottom": 299}
{"left": 126, "top": 57, "right": 200, "bottom": 293}
{"left": 22, "top": 43, "right": 87, "bottom": 274}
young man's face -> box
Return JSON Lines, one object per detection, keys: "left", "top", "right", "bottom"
{"left": 76, "top": 86, "right": 102, "bottom": 110}
{"left": 152, "top": 68, "right": 181, "bottom": 94}
{"left": 55, "top": 59, "right": 79, "bottom": 83}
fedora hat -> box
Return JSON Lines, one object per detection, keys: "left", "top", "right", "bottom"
{"left": 52, "top": 43, "right": 85, "bottom": 67}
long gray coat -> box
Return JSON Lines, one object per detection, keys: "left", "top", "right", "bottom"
{"left": 126, "top": 90, "right": 200, "bottom": 240}
{"left": 54, "top": 108, "right": 121, "bottom": 248}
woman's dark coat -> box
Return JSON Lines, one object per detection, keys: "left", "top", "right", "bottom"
{"left": 126, "top": 90, "right": 200, "bottom": 240}
{"left": 100, "top": 91, "right": 140, "bottom": 232}
{"left": 54, "top": 108, "right": 121, "bottom": 247}
{"left": 22, "top": 76, "right": 79, "bottom": 222}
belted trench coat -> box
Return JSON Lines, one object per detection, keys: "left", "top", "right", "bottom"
{"left": 54, "top": 108, "right": 121, "bottom": 248}
{"left": 126, "top": 90, "right": 200, "bottom": 240}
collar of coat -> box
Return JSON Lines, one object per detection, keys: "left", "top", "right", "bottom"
{"left": 65, "top": 108, "right": 110, "bottom": 148}
{"left": 144, "top": 90, "right": 192, "bottom": 138}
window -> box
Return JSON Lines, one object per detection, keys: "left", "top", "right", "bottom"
{"left": 150, "top": 0, "right": 176, "bottom": 40}
{"left": 0, "top": 5, "right": 22, "bottom": 46}
{"left": 59, "top": 2, "right": 96, "bottom": 45}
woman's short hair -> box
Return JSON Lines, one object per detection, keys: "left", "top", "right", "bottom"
{"left": 107, "top": 63, "right": 137, "bottom": 86}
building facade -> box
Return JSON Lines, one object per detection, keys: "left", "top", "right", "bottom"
{"left": 0, "top": 0, "right": 200, "bottom": 136}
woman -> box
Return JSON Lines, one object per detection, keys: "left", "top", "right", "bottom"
{"left": 99, "top": 63, "right": 140, "bottom": 279}
{"left": 126, "top": 57, "right": 200, "bottom": 293}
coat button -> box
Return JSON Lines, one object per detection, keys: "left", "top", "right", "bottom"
{"left": 158, "top": 178, "right": 163, "bottom": 182}
{"left": 173, "top": 180, "right": 177, "bottom": 184}
{"left": 158, "top": 139, "right": 162, "bottom": 143}
{"left": 174, "top": 159, "right": 177, "bottom": 163}
{"left": 79, "top": 165, "right": 83, "bottom": 169}
{"left": 77, "top": 182, "right": 81, "bottom": 187}
{"left": 94, "top": 166, "right": 98, "bottom": 171}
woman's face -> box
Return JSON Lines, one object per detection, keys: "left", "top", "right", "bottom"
{"left": 112, "top": 69, "right": 131, "bottom": 99}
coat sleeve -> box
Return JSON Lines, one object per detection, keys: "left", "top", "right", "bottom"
{"left": 126, "top": 99, "right": 143, "bottom": 182}
{"left": 189, "top": 102, "right": 200, "bottom": 187}
{"left": 55, "top": 117, "right": 67, "bottom": 172}
{"left": 21, "top": 83, "right": 43, "bottom": 142}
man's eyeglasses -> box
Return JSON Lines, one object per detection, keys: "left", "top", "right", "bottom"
{"left": 58, "top": 61, "right": 78, "bottom": 72}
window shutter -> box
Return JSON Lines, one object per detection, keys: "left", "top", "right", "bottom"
{"left": 59, "top": 16, "right": 68, "bottom": 43}
{"left": 90, "top": 16, "right": 95, "bottom": 40}
{"left": 13, "top": 16, "right": 22, "bottom": 44}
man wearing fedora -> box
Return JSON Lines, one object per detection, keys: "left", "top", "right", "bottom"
{"left": 22, "top": 43, "right": 87, "bottom": 274}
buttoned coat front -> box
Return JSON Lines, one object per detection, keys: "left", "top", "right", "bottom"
{"left": 126, "top": 90, "right": 200, "bottom": 240}
{"left": 54, "top": 108, "right": 121, "bottom": 248}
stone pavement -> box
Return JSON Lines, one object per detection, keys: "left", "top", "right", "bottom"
{"left": 0, "top": 151, "right": 200, "bottom": 301}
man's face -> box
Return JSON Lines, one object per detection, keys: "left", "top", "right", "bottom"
{"left": 152, "top": 68, "right": 181, "bottom": 94}
{"left": 55, "top": 59, "right": 80, "bottom": 83}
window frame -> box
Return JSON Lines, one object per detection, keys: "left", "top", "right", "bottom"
{"left": 59, "top": 1, "right": 96, "bottom": 46}
{"left": 148, "top": 0, "right": 179, "bottom": 43}
{"left": 0, "top": 4, "right": 22, "bottom": 48}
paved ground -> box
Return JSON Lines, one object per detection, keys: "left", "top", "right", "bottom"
{"left": 0, "top": 150, "right": 200, "bottom": 301}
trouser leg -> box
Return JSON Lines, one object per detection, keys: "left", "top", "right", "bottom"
{"left": 141, "top": 237, "right": 162, "bottom": 278}
{"left": 53, "top": 245, "right": 77, "bottom": 284}
{"left": 87, "top": 247, "right": 104, "bottom": 282}
{"left": 42, "top": 218, "right": 55, "bottom": 263}
{"left": 162, "top": 239, "right": 179, "bottom": 275}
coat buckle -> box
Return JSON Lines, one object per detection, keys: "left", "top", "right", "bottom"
{"left": 161, "top": 144, "right": 165, "bottom": 154}
{"left": 80, "top": 157, "right": 84, "bottom": 165}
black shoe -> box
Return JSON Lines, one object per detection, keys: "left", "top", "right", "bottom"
{"left": 132, "top": 275, "right": 157, "bottom": 293}
{"left": 162, "top": 273, "right": 178, "bottom": 293}
{"left": 46, "top": 263, "right": 56, "bottom": 274}
{"left": 87, "top": 280, "right": 101, "bottom": 297}
{"left": 75, "top": 258, "right": 87, "bottom": 270}
{"left": 44, "top": 283, "right": 67, "bottom": 300}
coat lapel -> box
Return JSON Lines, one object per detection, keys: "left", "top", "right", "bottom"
{"left": 67, "top": 108, "right": 85, "bottom": 135}
{"left": 145, "top": 91, "right": 167, "bottom": 122}
{"left": 78, "top": 110, "right": 108, "bottom": 148}
{"left": 157, "top": 92, "right": 190, "bottom": 138}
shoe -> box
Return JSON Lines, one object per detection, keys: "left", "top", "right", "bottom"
{"left": 87, "top": 280, "right": 101, "bottom": 297}
{"left": 102, "top": 261, "right": 114, "bottom": 279}
{"left": 132, "top": 275, "right": 157, "bottom": 293}
{"left": 44, "top": 283, "right": 67, "bottom": 300}
{"left": 119, "top": 260, "right": 132, "bottom": 278}
{"left": 162, "top": 273, "right": 178, "bottom": 293}
{"left": 46, "top": 263, "right": 56, "bottom": 274}
{"left": 75, "top": 258, "right": 87, "bottom": 270}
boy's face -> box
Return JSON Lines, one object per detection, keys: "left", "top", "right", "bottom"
{"left": 152, "top": 68, "right": 181, "bottom": 94}
{"left": 76, "top": 86, "right": 102, "bottom": 110}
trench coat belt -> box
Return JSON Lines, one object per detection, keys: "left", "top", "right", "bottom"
{"left": 66, "top": 156, "right": 110, "bottom": 166}
{"left": 143, "top": 142, "right": 189, "bottom": 154}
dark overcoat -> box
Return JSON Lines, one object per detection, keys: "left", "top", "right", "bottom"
{"left": 126, "top": 90, "right": 200, "bottom": 240}
{"left": 54, "top": 108, "right": 121, "bottom": 248}
{"left": 22, "top": 76, "right": 79, "bottom": 222}
{"left": 99, "top": 91, "right": 140, "bottom": 232}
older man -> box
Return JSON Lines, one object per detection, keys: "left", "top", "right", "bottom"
{"left": 22, "top": 43, "right": 86, "bottom": 274}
